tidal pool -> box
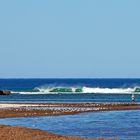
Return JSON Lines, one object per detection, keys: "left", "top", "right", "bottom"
{"left": 0, "top": 110, "right": 140, "bottom": 140}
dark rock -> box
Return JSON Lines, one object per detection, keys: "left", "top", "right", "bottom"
{"left": 0, "top": 90, "right": 11, "bottom": 95}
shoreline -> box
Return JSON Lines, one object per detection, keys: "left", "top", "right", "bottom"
{"left": 0, "top": 103, "right": 139, "bottom": 140}
{"left": 0, "top": 103, "right": 139, "bottom": 118}
{"left": 0, "top": 125, "right": 114, "bottom": 140}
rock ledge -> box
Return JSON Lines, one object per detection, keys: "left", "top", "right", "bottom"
{"left": 0, "top": 90, "right": 11, "bottom": 95}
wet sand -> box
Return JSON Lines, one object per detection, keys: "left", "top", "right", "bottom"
{"left": 0, "top": 103, "right": 139, "bottom": 140}
{"left": 0, "top": 103, "right": 139, "bottom": 118}
{"left": 0, "top": 125, "right": 116, "bottom": 140}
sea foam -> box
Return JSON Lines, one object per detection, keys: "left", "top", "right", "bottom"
{"left": 12, "top": 86, "right": 135, "bottom": 94}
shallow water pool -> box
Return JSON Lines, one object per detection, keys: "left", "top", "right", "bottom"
{"left": 0, "top": 110, "right": 140, "bottom": 140}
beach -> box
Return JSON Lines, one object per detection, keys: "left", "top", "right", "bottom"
{"left": 0, "top": 103, "right": 140, "bottom": 118}
{"left": 0, "top": 103, "right": 139, "bottom": 140}
{"left": 0, "top": 125, "right": 104, "bottom": 140}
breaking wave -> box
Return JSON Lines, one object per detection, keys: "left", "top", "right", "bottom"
{"left": 11, "top": 86, "right": 135, "bottom": 94}
{"left": 82, "top": 87, "right": 133, "bottom": 93}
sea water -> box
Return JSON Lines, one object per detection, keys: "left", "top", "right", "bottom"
{"left": 0, "top": 79, "right": 140, "bottom": 140}
{"left": 0, "top": 78, "right": 140, "bottom": 103}
{"left": 0, "top": 110, "right": 140, "bottom": 140}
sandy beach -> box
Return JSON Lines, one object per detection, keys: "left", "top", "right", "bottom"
{"left": 1, "top": 124, "right": 118, "bottom": 140}
{"left": 0, "top": 125, "right": 107, "bottom": 140}
{"left": 0, "top": 103, "right": 139, "bottom": 118}
{"left": 0, "top": 103, "right": 139, "bottom": 140}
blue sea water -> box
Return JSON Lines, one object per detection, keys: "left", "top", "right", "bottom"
{"left": 0, "top": 110, "right": 140, "bottom": 140}
{"left": 0, "top": 78, "right": 140, "bottom": 103}
{"left": 0, "top": 79, "right": 140, "bottom": 140}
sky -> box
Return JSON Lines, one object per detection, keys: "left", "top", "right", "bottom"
{"left": 0, "top": 0, "right": 140, "bottom": 78}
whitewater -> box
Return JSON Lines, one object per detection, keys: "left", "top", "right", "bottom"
{"left": 12, "top": 87, "right": 135, "bottom": 94}
{"left": 2, "top": 79, "right": 140, "bottom": 103}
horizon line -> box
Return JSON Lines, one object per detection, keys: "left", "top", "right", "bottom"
{"left": 0, "top": 77, "right": 140, "bottom": 79}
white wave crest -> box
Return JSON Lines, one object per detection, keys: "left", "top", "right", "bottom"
{"left": 11, "top": 87, "right": 135, "bottom": 94}
{"left": 11, "top": 91, "right": 47, "bottom": 95}
{"left": 82, "top": 87, "right": 134, "bottom": 93}
{"left": 35, "top": 87, "right": 134, "bottom": 94}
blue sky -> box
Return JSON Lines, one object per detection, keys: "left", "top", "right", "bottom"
{"left": 0, "top": 0, "right": 140, "bottom": 78}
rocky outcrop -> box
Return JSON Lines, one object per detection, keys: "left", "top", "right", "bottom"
{"left": 0, "top": 90, "right": 11, "bottom": 95}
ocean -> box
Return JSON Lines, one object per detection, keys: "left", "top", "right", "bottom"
{"left": 1, "top": 79, "right": 140, "bottom": 140}
{"left": 0, "top": 78, "right": 140, "bottom": 103}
